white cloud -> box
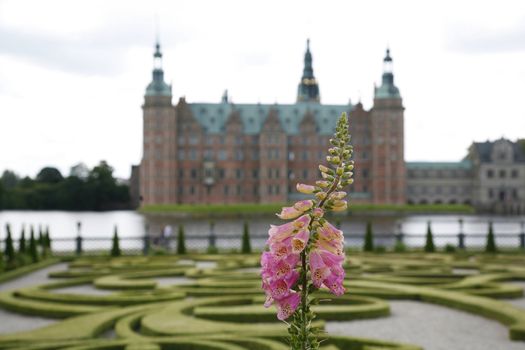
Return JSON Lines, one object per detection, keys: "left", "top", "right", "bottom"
{"left": 0, "top": 0, "right": 524, "bottom": 178}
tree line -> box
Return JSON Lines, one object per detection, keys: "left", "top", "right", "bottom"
{"left": 0, "top": 161, "right": 130, "bottom": 211}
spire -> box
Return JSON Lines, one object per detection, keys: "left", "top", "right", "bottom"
{"left": 297, "top": 39, "right": 320, "bottom": 103}
{"left": 145, "top": 41, "right": 171, "bottom": 97}
{"left": 374, "top": 47, "right": 400, "bottom": 99}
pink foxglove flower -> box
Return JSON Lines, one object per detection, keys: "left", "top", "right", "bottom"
{"left": 260, "top": 113, "right": 353, "bottom": 349}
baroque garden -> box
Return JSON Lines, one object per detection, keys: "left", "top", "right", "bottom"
{"left": 0, "top": 251, "right": 525, "bottom": 349}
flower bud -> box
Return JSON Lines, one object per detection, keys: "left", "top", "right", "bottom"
{"left": 330, "top": 191, "right": 347, "bottom": 200}
{"left": 332, "top": 201, "right": 348, "bottom": 212}
{"left": 319, "top": 165, "right": 332, "bottom": 174}
{"left": 321, "top": 172, "right": 334, "bottom": 181}
{"left": 336, "top": 167, "right": 344, "bottom": 176}
{"left": 316, "top": 180, "right": 330, "bottom": 188}
{"left": 296, "top": 183, "right": 315, "bottom": 194}
{"left": 312, "top": 208, "right": 324, "bottom": 218}
{"left": 315, "top": 192, "right": 327, "bottom": 201}
{"left": 329, "top": 156, "right": 340, "bottom": 164}
{"left": 293, "top": 200, "right": 314, "bottom": 212}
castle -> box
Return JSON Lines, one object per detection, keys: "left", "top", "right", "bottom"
{"left": 132, "top": 40, "right": 524, "bottom": 213}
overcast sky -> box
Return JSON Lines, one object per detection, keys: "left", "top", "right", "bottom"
{"left": 1, "top": 0, "right": 524, "bottom": 179}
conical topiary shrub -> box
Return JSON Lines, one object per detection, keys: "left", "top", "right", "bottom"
{"left": 19, "top": 226, "right": 26, "bottom": 254}
{"left": 241, "top": 221, "right": 252, "bottom": 254}
{"left": 29, "top": 228, "right": 38, "bottom": 263}
{"left": 486, "top": 221, "right": 497, "bottom": 253}
{"left": 111, "top": 226, "right": 121, "bottom": 257}
{"left": 177, "top": 225, "right": 186, "bottom": 255}
{"left": 363, "top": 222, "right": 374, "bottom": 252}
{"left": 4, "top": 224, "right": 15, "bottom": 268}
{"left": 424, "top": 221, "right": 435, "bottom": 252}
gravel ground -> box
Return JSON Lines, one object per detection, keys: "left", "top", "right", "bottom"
{"left": 0, "top": 263, "right": 68, "bottom": 292}
{"left": 326, "top": 300, "right": 525, "bottom": 350}
{"left": 0, "top": 263, "right": 68, "bottom": 334}
{"left": 507, "top": 282, "right": 525, "bottom": 310}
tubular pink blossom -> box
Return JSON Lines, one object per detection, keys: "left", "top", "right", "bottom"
{"left": 277, "top": 292, "right": 301, "bottom": 320}
{"left": 312, "top": 208, "right": 324, "bottom": 218}
{"left": 276, "top": 206, "right": 303, "bottom": 220}
{"left": 323, "top": 273, "right": 346, "bottom": 296}
{"left": 296, "top": 183, "right": 316, "bottom": 194}
{"left": 330, "top": 191, "right": 347, "bottom": 200}
{"left": 291, "top": 227, "right": 310, "bottom": 254}
{"left": 293, "top": 200, "right": 314, "bottom": 212}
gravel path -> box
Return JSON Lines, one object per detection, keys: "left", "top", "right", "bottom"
{"left": 326, "top": 300, "right": 525, "bottom": 350}
{"left": 507, "top": 282, "right": 525, "bottom": 310}
{"left": 0, "top": 263, "right": 68, "bottom": 334}
{"left": 0, "top": 263, "right": 68, "bottom": 292}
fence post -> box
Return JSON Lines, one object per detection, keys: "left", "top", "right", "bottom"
{"left": 458, "top": 218, "right": 465, "bottom": 250}
{"left": 208, "top": 221, "right": 216, "bottom": 250}
{"left": 520, "top": 221, "right": 525, "bottom": 249}
{"left": 76, "top": 221, "right": 83, "bottom": 255}
{"left": 143, "top": 224, "right": 150, "bottom": 255}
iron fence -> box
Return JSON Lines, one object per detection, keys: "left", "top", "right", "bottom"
{"left": 1, "top": 231, "right": 524, "bottom": 256}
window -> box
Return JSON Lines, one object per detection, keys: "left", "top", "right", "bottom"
{"left": 252, "top": 169, "right": 258, "bottom": 178}
{"left": 191, "top": 169, "right": 197, "bottom": 179}
{"left": 235, "top": 150, "right": 244, "bottom": 161}
{"left": 190, "top": 149, "right": 197, "bottom": 160}
{"left": 224, "top": 185, "right": 229, "bottom": 195}
{"left": 288, "top": 170, "right": 295, "bottom": 179}
{"left": 499, "top": 169, "right": 506, "bottom": 178}
{"left": 178, "top": 169, "right": 184, "bottom": 178}
{"left": 487, "top": 169, "right": 494, "bottom": 178}
{"left": 252, "top": 150, "right": 259, "bottom": 160}
{"left": 268, "top": 169, "right": 272, "bottom": 179}
{"left": 275, "top": 169, "right": 280, "bottom": 178}
{"left": 218, "top": 150, "right": 227, "bottom": 160}
{"left": 236, "top": 169, "right": 243, "bottom": 179}
{"left": 302, "top": 151, "right": 309, "bottom": 161}
{"left": 253, "top": 185, "right": 258, "bottom": 195}
{"left": 488, "top": 188, "right": 494, "bottom": 199}
{"left": 362, "top": 169, "right": 368, "bottom": 178}
{"left": 177, "top": 150, "right": 185, "bottom": 160}
{"left": 288, "top": 151, "right": 295, "bottom": 161}
{"left": 512, "top": 188, "right": 519, "bottom": 200}
{"left": 236, "top": 185, "right": 241, "bottom": 195}
{"left": 190, "top": 186, "right": 195, "bottom": 195}
{"left": 511, "top": 169, "right": 519, "bottom": 178}
{"left": 268, "top": 185, "right": 273, "bottom": 195}
{"left": 219, "top": 169, "right": 225, "bottom": 179}
{"left": 275, "top": 185, "right": 280, "bottom": 194}
{"left": 303, "top": 169, "right": 308, "bottom": 178}
{"left": 189, "top": 135, "right": 198, "bottom": 145}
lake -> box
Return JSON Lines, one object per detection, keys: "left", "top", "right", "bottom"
{"left": 0, "top": 210, "right": 524, "bottom": 251}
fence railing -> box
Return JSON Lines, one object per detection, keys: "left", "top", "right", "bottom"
{"left": 1, "top": 232, "right": 524, "bottom": 256}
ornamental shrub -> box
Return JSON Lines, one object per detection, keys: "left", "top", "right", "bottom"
{"left": 177, "top": 225, "right": 186, "bottom": 255}
{"left": 29, "top": 228, "right": 38, "bottom": 263}
{"left": 111, "top": 226, "right": 121, "bottom": 257}
{"left": 424, "top": 221, "right": 435, "bottom": 252}
{"left": 486, "top": 221, "right": 497, "bottom": 253}
{"left": 363, "top": 221, "right": 374, "bottom": 252}
{"left": 19, "top": 226, "right": 26, "bottom": 254}
{"left": 4, "top": 224, "right": 15, "bottom": 268}
{"left": 241, "top": 221, "right": 252, "bottom": 254}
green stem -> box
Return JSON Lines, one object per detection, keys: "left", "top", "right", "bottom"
{"left": 300, "top": 248, "right": 307, "bottom": 350}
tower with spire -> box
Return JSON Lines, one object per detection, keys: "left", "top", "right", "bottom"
{"left": 297, "top": 39, "right": 320, "bottom": 103}
{"left": 140, "top": 41, "right": 177, "bottom": 205}
{"left": 370, "top": 48, "right": 405, "bottom": 204}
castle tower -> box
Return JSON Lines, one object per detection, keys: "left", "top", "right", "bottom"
{"left": 140, "top": 41, "right": 177, "bottom": 205}
{"left": 370, "top": 48, "right": 406, "bottom": 204}
{"left": 297, "top": 39, "right": 320, "bottom": 103}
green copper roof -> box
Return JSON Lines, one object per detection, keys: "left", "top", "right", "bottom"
{"left": 188, "top": 101, "right": 352, "bottom": 135}
{"left": 406, "top": 160, "right": 472, "bottom": 170}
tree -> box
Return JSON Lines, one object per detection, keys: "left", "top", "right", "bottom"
{"left": 177, "top": 225, "right": 186, "bottom": 255}
{"left": 241, "top": 221, "right": 252, "bottom": 254}
{"left": 38, "top": 226, "right": 44, "bottom": 246}
{"left": 4, "top": 224, "right": 15, "bottom": 266}
{"left": 29, "top": 228, "right": 39, "bottom": 263}
{"left": 363, "top": 222, "right": 374, "bottom": 252}
{"left": 1, "top": 170, "right": 19, "bottom": 189}
{"left": 36, "top": 167, "right": 63, "bottom": 184}
{"left": 19, "top": 226, "right": 26, "bottom": 254}
{"left": 111, "top": 226, "right": 121, "bottom": 257}
{"left": 486, "top": 221, "right": 497, "bottom": 253}
{"left": 424, "top": 221, "right": 435, "bottom": 252}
